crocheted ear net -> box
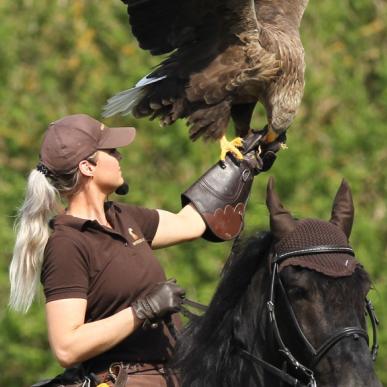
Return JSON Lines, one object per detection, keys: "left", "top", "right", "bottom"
{"left": 275, "top": 219, "right": 359, "bottom": 277}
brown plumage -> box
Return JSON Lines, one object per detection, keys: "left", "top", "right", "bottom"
{"left": 103, "top": 0, "right": 309, "bottom": 157}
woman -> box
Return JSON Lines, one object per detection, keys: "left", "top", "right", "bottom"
{"left": 9, "top": 114, "right": 273, "bottom": 386}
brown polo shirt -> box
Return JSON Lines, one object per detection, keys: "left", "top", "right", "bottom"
{"left": 41, "top": 201, "right": 178, "bottom": 370}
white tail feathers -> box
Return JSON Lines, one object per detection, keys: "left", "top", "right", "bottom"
{"left": 102, "top": 75, "right": 166, "bottom": 118}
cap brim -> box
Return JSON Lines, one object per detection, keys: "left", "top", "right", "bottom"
{"left": 98, "top": 126, "right": 136, "bottom": 149}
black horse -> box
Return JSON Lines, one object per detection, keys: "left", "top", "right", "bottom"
{"left": 174, "top": 177, "right": 381, "bottom": 387}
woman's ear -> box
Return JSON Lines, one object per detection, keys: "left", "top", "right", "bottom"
{"left": 78, "top": 160, "right": 95, "bottom": 177}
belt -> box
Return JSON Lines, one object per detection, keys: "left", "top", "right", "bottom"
{"left": 91, "top": 362, "right": 170, "bottom": 386}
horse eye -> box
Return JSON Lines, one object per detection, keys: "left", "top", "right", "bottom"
{"left": 287, "top": 286, "right": 308, "bottom": 300}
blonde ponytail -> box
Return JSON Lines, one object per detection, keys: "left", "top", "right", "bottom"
{"left": 9, "top": 156, "right": 95, "bottom": 312}
{"left": 9, "top": 170, "right": 59, "bottom": 313}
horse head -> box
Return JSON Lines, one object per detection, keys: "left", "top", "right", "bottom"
{"left": 266, "top": 177, "right": 381, "bottom": 386}
{"left": 173, "top": 177, "right": 381, "bottom": 387}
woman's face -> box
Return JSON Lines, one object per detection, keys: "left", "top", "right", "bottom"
{"left": 92, "top": 149, "right": 124, "bottom": 194}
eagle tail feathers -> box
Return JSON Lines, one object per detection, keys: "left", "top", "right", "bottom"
{"left": 102, "top": 75, "right": 166, "bottom": 118}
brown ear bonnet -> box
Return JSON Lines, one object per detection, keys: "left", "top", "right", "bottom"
{"left": 266, "top": 177, "right": 359, "bottom": 277}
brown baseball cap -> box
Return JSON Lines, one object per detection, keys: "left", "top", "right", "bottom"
{"left": 39, "top": 114, "right": 136, "bottom": 174}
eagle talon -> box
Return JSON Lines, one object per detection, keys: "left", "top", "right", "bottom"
{"left": 220, "top": 136, "right": 244, "bottom": 161}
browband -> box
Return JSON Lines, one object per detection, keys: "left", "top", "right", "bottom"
{"left": 273, "top": 245, "right": 355, "bottom": 265}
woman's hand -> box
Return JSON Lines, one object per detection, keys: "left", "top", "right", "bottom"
{"left": 132, "top": 279, "right": 185, "bottom": 320}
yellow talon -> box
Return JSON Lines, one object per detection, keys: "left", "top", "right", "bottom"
{"left": 231, "top": 137, "right": 243, "bottom": 148}
{"left": 97, "top": 383, "right": 110, "bottom": 387}
{"left": 220, "top": 135, "right": 244, "bottom": 161}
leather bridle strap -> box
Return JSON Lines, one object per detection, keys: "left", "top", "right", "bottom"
{"left": 273, "top": 245, "right": 379, "bottom": 366}
{"left": 240, "top": 348, "right": 311, "bottom": 387}
{"left": 271, "top": 245, "right": 366, "bottom": 369}
{"left": 182, "top": 297, "right": 208, "bottom": 311}
{"left": 267, "top": 264, "right": 317, "bottom": 386}
{"left": 310, "top": 327, "right": 369, "bottom": 367}
{"left": 366, "top": 298, "right": 380, "bottom": 361}
{"left": 178, "top": 297, "right": 312, "bottom": 385}
{"left": 166, "top": 298, "right": 208, "bottom": 339}
{"left": 180, "top": 297, "right": 208, "bottom": 319}
{"left": 272, "top": 245, "right": 355, "bottom": 264}
{"left": 179, "top": 245, "right": 379, "bottom": 386}
{"left": 276, "top": 274, "right": 369, "bottom": 368}
{"left": 241, "top": 244, "right": 378, "bottom": 386}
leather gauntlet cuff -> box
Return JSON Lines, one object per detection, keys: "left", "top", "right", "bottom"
{"left": 182, "top": 156, "right": 254, "bottom": 242}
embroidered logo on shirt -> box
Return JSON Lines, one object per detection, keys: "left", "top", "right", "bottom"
{"left": 128, "top": 227, "right": 145, "bottom": 246}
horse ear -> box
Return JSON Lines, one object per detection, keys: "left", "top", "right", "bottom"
{"left": 329, "top": 179, "right": 354, "bottom": 239}
{"left": 266, "top": 177, "right": 296, "bottom": 239}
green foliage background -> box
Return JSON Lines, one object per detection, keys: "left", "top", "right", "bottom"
{"left": 0, "top": 1, "right": 386, "bottom": 385}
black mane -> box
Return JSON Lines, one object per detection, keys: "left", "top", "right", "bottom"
{"left": 173, "top": 231, "right": 274, "bottom": 387}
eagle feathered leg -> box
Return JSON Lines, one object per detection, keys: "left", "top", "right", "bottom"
{"left": 215, "top": 102, "right": 257, "bottom": 160}
{"left": 231, "top": 103, "right": 257, "bottom": 139}
{"left": 187, "top": 100, "right": 244, "bottom": 160}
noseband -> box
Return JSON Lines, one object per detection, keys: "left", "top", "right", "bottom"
{"left": 241, "top": 245, "right": 379, "bottom": 387}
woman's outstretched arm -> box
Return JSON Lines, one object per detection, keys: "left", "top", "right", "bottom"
{"left": 152, "top": 204, "right": 206, "bottom": 248}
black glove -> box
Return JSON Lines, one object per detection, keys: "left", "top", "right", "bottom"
{"left": 132, "top": 279, "right": 185, "bottom": 321}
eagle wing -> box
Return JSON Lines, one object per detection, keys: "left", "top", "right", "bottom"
{"left": 123, "top": 0, "right": 215, "bottom": 56}
{"left": 105, "top": 1, "right": 286, "bottom": 144}
{"left": 123, "top": 0, "right": 258, "bottom": 55}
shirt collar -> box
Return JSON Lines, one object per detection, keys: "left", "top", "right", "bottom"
{"left": 50, "top": 201, "right": 122, "bottom": 231}
{"left": 50, "top": 214, "right": 92, "bottom": 231}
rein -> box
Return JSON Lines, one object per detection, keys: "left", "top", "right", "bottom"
{"left": 180, "top": 298, "right": 208, "bottom": 320}
{"left": 164, "top": 298, "right": 207, "bottom": 342}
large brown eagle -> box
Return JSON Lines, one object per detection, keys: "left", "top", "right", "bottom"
{"left": 103, "top": 0, "right": 309, "bottom": 160}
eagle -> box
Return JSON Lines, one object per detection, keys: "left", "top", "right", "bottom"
{"left": 103, "top": 0, "right": 309, "bottom": 160}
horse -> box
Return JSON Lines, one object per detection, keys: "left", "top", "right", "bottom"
{"left": 174, "top": 177, "right": 381, "bottom": 387}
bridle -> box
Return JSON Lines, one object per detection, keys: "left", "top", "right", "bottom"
{"left": 174, "top": 245, "right": 379, "bottom": 386}
{"left": 241, "top": 245, "right": 379, "bottom": 387}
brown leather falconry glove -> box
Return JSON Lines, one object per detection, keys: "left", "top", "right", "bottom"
{"left": 132, "top": 279, "right": 185, "bottom": 322}
{"left": 182, "top": 130, "right": 282, "bottom": 242}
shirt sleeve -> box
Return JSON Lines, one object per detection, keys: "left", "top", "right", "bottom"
{"left": 119, "top": 204, "right": 160, "bottom": 243}
{"left": 41, "top": 235, "right": 89, "bottom": 302}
